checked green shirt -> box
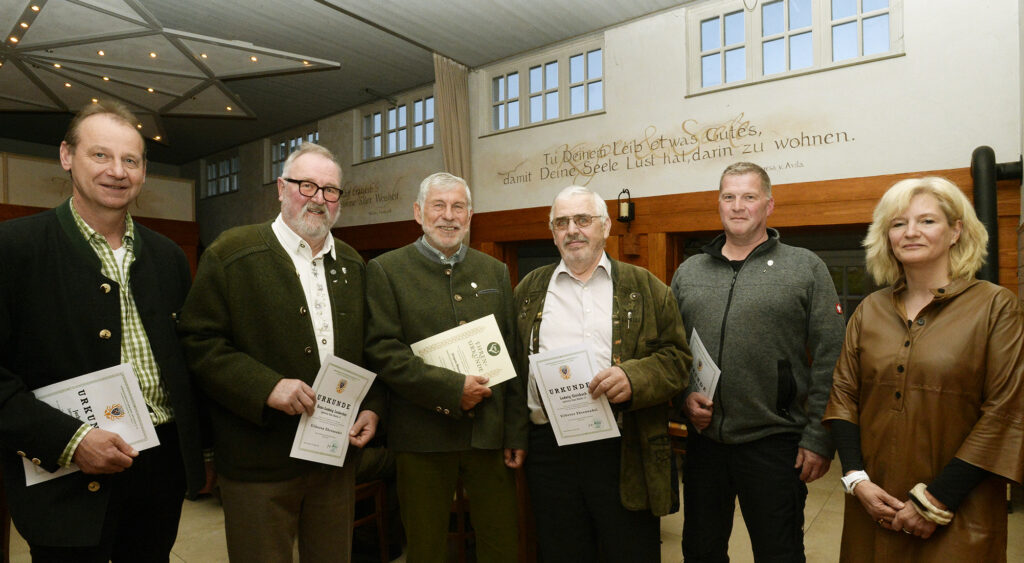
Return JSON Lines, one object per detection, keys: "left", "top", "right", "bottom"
{"left": 58, "top": 199, "right": 173, "bottom": 466}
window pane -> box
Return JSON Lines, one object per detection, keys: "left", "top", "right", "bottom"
{"left": 362, "top": 115, "right": 370, "bottom": 135}
{"left": 425, "top": 122, "right": 434, "bottom": 145}
{"left": 529, "top": 66, "right": 543, "bottom": 93}
{"left": 831, "top": 0, "right": 856, "bottom": 20}
{"left": 363, "top": 138, "right": 372, "bottom": 159}
{"left": 545, "top": 62, "right": 558, "bottom": 89}
{"left": 588, "top": 81, "right": 602, "bottom": 111}
{"left": 387, "top": 108, "right": 396, "bottom": 128}
{"left": 790, "top": 0, "right": 812, "bottom": 29}
{"left": 219, "top": 160, "right": 229, "bottom": 175}
{"left": 508, "top": 100, "right": 520, "bottom": 127}
{"left": 570, "top": 54, "right": 584, "bottom": 83}
{"left": 832, "top": 20, "right": 857, "bottom": 61}
{"left": 493, "top": 105, "right": 504, "bottom": 130}
{"left": 545, "top": 91, "right": 558, "bottom": 120}
{"left": 207, "top": 163, "right": 216, "bottom": 177}
{"left": 847, "top": 266, "right": 867, "bottom": 294}
{"left": 570, "top": 85, "right": 584, "bottom": 114}
{"left": 863, "top": 0, "right": 888, "bottom": 12}
{"left": 492, "top": 77, "right": 504, "bottom": 102}
{"left": 701, "top": 17, "right": 720, "bottom": 51}
{"left": 508, "top": 72, "right": 518, "bottom": 98}
{"left": 414, "top": 124, "right": 423, "bottom": 147}
{"left": 398, "top": 105, "right": 407, "bottom": 127}
{"left": 724, "top": 11, "right": 744, "bottom": 45}
{"left": 725, "top": 47, "right": 745, "bottom": 82}
{"left": 530, "top": 95, "right": 543, "bottom": 122}
{"left": 372, "top": 113, "right": 381, "bottom": 133}
{"left": 763, "top": 38, "right": 784, "bottom": 75}
{"left": 790, "top": 31, "right": 813, "bottom": 69}
{"left": 231, "top": 156, "right": 239, "bottom": 172}
{"left": 387, "top": 131, "right": 396, "bottom": 154}
{"left": 587, "top": 49, "right": 602, "bottom": 79}
{"left": 414, "top": 100, "right": 423, "bottom": 122}
{"left": 702, "top": 53, "right": 722, "bottom": 87}
{"left": 863, "top": 14, "right": 889, "bottom": 55}
{"left": 425, "top": 97, "right": 434, "bottom": 119}
{"left": 398, "top": 131, "right": 407, "bottom": 151}
{"left": 373, "top": 136, "right": 380, "bottom": 157}
{"left": 762, "top": 1, "right": 783, "bottom": 36}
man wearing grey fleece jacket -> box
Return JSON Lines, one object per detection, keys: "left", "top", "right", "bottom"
{"left": 671, "top": 162, "right": 845, "bottom": 563}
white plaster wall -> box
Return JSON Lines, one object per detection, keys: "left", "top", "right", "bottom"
{"left": 467, "top": 0, "right": 1021, "bottom": 213}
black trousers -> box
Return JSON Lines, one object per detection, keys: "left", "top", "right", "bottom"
{"left": 682, "top": 432, "right": 807, "bottom": 563}
{"left": 29, "top": 423, "right": 187, "bottom": 563}
{"left": 525, "top": 423, "right": 660, "bottom": 563}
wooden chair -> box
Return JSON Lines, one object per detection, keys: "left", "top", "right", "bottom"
{"left": 353, "top": 480, "right": 389, "bottom": 563}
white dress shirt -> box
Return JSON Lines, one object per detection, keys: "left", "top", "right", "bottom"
{"left": 527, "top": 254, "right": 613, "bottom": 424}
{"left": 271, "top": 214, "right": 336, "bottom": 363}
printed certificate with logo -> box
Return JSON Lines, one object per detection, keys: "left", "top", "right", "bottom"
{"left": 689, "top": 328, "right": 721, "bottom": 400}
{"left": 24, "top": 363, "right": 160, "bottom": 486}
{"left": 410, "top": 314, "right": 516, "bottom": 387}
{"left": 529, "top": 343, "right": 620, "bottom": 446}
{"left": 290, "top": 355, "right": 376, "bottom": 467}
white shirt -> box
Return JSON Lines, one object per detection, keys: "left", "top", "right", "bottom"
{"left": 527, "top": 254, "right": 613, "bottom": 424}
{"left": 272, "top": 214, "right": 336, "bottom": 363}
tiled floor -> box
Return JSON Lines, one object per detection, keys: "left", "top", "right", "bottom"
{"left": 8, "top": 458, "right": 1024, "bottom": 562}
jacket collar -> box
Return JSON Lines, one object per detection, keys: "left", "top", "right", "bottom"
{"left": 701, "top": 227, "right": 780, "bottom": 263}
{"left": 55, "top": 198, "right": 149, "bottom": 269}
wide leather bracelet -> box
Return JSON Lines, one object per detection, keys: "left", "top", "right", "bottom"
{"left": 908, "top": 482, "right": 954, "bottom": 525}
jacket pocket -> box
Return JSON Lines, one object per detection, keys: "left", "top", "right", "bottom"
{"left": 776, "top": 359, "right": 796, "bottom": 421}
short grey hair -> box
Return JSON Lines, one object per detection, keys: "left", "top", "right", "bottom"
{"left": 417, "top": 172, "right": 472, "bottom": 209}
{"left": 549, "top": 185, "right": 610, "bottom": 226}
{"left": 281, "top": 142, "right": 342, "bottom": 182}
{"left": 720, "top": 161, "right": 772, "bottom": 196}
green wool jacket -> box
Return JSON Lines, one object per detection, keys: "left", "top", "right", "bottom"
{"left": 179, "top": 222, "right": 384, "bottom": 481}
{"left": 364, "top": 242, "right": 528, "bottom": 453}
{"left": 513, "top": 258, "right": 691, "bottom": 516}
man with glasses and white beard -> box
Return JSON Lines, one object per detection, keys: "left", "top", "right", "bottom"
{"left": 180, "top": 143, "right": 384, "bottom": 562}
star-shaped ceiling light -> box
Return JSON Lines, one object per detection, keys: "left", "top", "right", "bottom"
{"left": 0, "top": 0, "right": 339, "bottom": 144}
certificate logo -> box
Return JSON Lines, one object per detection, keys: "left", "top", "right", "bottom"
{"left": 487, "top": 342, "right": 501, "bottom": 356}
{"left": 328, "top": 440, "right": 339, "bottom": 452}
{"left": 559, "top": 365, "right": 571, "bottom": 380}
{"left": 336, "top": 379, "right": 348, "bottom": 393}
{"left": 104, "top": 404, "right": 125, "bottom": 421}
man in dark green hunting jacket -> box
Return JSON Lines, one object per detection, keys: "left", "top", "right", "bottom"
{"left": 364, "top": 172, "right": 528, "bottom": 563}
{"left": 513, "top": 185, "right": 690, "bottom": 562}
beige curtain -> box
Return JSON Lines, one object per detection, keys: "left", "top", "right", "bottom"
{"left": 432, "top": 53, "right": 471, "bottom": 181}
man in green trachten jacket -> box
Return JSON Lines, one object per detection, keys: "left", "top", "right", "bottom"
{"left": 513, "top": 185, "right": 690, "bottom": 562}
{"left": 364, "top": 172, "right": 527, "bottom": 563}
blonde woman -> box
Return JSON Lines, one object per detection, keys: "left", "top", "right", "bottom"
{"left": 823, "top": 177, "right": 1024, "bottom": 561}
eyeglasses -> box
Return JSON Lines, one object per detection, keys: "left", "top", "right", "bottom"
{"left": 284, "top": 178, "right": 343, "bottom": 202}
{"left": 551, "top": 214, "right": 601, "bottom": 231}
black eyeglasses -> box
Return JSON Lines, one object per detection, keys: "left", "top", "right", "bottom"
{"left": 284, "top": 178, "right": 343, "bottom": 202}
{"left": 551, "top": 214, "right": 601, "bottom": 231}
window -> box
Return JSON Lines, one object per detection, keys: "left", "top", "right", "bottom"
{"left": 204, "top": 155, "right": 238, "bottom": 198}
{"left": 271, "top": 130, "right": 319, "bottom": 179}
{"left": 486, "top": 39, "right": 604, "bottom": 133}
{"left": 688, "top": 0, "right": 902, "bottom": 93}
{"left": 362, "top": 94, "right": 434, "bottom": 160}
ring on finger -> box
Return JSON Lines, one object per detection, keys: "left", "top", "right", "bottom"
{"left": 903, "top": 528, "right": 912, "bottom": 535}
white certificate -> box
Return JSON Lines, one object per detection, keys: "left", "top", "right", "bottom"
{"left": 529, "top": 344, "right": 620, "bottom": 446}
{"left": 690, "top": 328, "right": 721, "bottom": 400}
{"left": 410, "top": 314, "right": 516, "bottom": 387}
{"left": 24, "top": 363, "right": 160, "bottom": 486}
{"left": 290, "top": 355, "right": 376, "bottom": 467}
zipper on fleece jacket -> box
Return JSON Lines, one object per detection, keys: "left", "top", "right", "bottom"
{"left": 713, "top": 267, "right": 739, "bottom": 438}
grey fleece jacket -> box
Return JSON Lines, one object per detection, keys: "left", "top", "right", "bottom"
{"left": 670, "top": 229, "right": 844, "bottom": 457}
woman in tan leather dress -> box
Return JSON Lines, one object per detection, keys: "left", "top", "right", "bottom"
{"left": 823, "top": 177, "right": 1024, "bottom": 562}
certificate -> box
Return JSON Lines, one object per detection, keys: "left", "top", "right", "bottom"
{"left": 290, "top": 355, "right": 376, "bottom": 467}
{"left": 529, "top": 343, "right": 620, "bottom": 446}
{"left": 410, "top": 314, "right": 516, "bottom": 387}
{"left": 689, "top": 328, "right": 721, "bottom": 400}
{"left": 24, "top": 363, "right": 160, "bottom": 486}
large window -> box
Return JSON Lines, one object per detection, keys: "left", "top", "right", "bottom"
{"left": 270, "top": 129, "right": 319, "bottom": 179}
{"left": 362, "top": 92, "right": 434, "bottom": 161}
{"left": 688, "top": 0, "right": 902, "bottom": 93}
{"left": 487, "top": 39, "right": 604, "bottom": 133}
{"left": 204, "top": 155, "right": 238, "bottom": 198}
